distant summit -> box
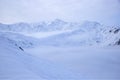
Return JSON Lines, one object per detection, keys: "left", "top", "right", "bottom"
{"left": 0, "top": 19, "right": 120, "bottom": 47}
{"left": 0, "top": 19, "right": 102, "bottom": 32}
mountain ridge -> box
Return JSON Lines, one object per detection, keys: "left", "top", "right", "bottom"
{"left": 0, "top": 19, "right": 120, "bottom": 47}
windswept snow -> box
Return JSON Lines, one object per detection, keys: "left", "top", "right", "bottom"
{"left": 0, "top": 20, "right": 119, "bottom": 47}
{"left": 0, "top": 36, "right": 80, "bottom": 80}
{"left": 0, "top": 20, "right": 120, "bottom": 80}
{"left": 26, "top": 46, "right": 120, "bottom": 79}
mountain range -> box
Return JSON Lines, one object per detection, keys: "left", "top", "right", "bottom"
{"left": 0, "top": 19, "right": 120, "bottom": 48}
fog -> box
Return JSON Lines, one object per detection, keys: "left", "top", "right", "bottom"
{"left": 0, "top": 0, "right": 120, "bottom": 26}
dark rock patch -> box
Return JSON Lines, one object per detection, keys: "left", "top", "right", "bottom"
{"left": 114, "top": 29, "right": 120, "bottom": 34}
{"left": 115, "top": 39, "right": 120, "bottom": 45}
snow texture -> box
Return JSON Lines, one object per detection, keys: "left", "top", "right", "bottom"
{"left": 0, "top": 20, "right": 120, "bottom": 79}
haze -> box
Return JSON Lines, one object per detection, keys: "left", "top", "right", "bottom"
{"left": 0, "top": 0, "right": 120, "bottom": 26}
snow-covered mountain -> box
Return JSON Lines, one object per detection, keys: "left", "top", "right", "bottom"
{"left": 0, "top": 19, "right": 120, "bottom": 47}
{"left": 38, "top": 22, "right": 120, "bottom": 46}
{"left": 0, "top": 34, "right": 80, "bottom": 79}
{"left": 0, "top": 31, "right": 120, "bottom": 79}
{"left": 0, "top": 19, "right": 80, "bottom": 33}
{"left": 0, "top": 19, "right": 120, "bottom": 79}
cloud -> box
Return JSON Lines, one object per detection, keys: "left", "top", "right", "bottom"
{"left": 0, "top": 0, "right": 120, "bottom": 26}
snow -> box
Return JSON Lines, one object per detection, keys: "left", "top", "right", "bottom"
{"left": 0, "top": 20, "right": 120, "bottom": 79}
{"left": 0, "top": 20, "right": 120, "bottom": 47}
{"left": 19, "top": 30, "right": 72, "bottom": 38}
{"left": 0, "top": 19, "right": 80, "bottom": 33}
{"left": 0, "top": 36, "right": 80, "bottom": 80}
{"left": 26, "top": 46, "right": 120, "bottom": 79}
{"left": 1, "top": 36, "right": 120, "bottom": 80}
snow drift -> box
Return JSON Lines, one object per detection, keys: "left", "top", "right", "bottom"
{"left": 0, "top": 19, "right": 120, "bottom": 80}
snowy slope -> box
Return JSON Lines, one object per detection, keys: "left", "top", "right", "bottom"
{"left": 0, "top": 19, "right": 80, "bottom": 33}
{"left": 35, "top": 21, "right": 120, "bottom": 46}
{"left": 0, "top": 36, "right": 80, "bottom": 80}
{"left": 26, "top": 46, "right": 120, "bottom": 79}
{"left": 1, "top": 29, "right": 120, "bottom": 80}
{"left": 0, "top": 37, "right": 43, "bottom": 79}
{"left": 0, "top": 32, "right": 39, "bottom": 48}
{"left": 0, "top": 20, "right": 120, "bottom": 48}
{"left": 0, "top": 20, "right": 120, "bottom": 80}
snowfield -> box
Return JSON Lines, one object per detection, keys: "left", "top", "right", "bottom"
{"left": 0, "top": 20, "right": 120, "bottom": 80}
{"left": 26, "top": 46, "right": 120, "bottom": 79}
{"left": 0, "top": 37, "right": 80, "bottom": 80}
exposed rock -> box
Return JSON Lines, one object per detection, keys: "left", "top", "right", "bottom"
{"left": 114, "top": 29, "right": 120, "bottom": 34}
{"left": 115, "top": 39, "right": 120, "bottom": 45}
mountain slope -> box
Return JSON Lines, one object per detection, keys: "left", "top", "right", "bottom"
{"left": 0, "top": 20, "right": 120, "bottom": 47}
{"left": 0, "top": 20, "right": 120, "bottom": 80}
{"left": 0, "top": 19, "right": 80, "bottom": 32}
{"left": 0, "top": 36, "right": 81, "bottom": 79}
{"left": 37, "top": 22, "right": 120, "bottom": 46}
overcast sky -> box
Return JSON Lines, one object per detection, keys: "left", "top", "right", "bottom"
{"left": 0, "top": 0, "right": 120, "bottom": 26}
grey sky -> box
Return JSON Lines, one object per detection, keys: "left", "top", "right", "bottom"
{"left": 0, "top": 0, "right": 120, "bottom": 26}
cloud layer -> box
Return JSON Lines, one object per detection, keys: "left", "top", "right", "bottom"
{"left": 0, "top": 0, "right": 120, "bottom": 26}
